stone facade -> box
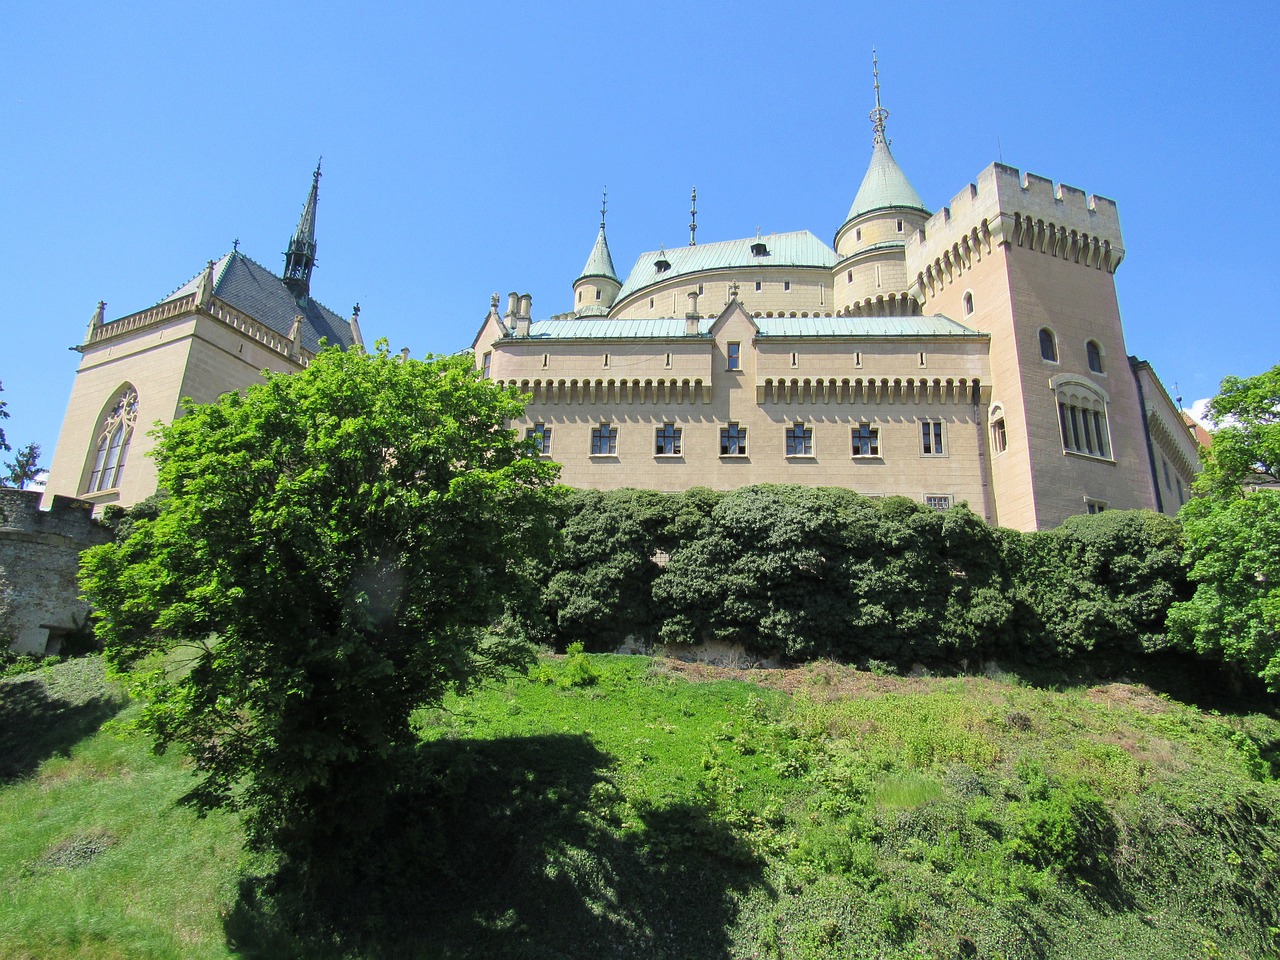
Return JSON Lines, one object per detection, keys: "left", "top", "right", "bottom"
{"left": 0, "top": 489, "right": 110, "bottom": 654}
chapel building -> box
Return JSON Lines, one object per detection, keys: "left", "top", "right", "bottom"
{"left": 471, "top": 79, "right": 1198, "bottom": 531}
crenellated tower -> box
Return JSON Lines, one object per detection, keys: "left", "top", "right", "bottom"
{"left": 832, "top": 53, "right": 930, "bottom": 318}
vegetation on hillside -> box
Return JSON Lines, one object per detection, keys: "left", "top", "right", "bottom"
{"left": 2, "top": 653, "right": 1278, "bottom": 959}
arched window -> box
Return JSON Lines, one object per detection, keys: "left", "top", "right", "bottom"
{"left": 962, "top": 291, "right": 974, "bottom": 316}
{"left": 86, "top": 385, "right": 139, "bottom": 493}
{"left": 1039, "top": 328, "right": 1058, "bottom": 362}
{"left": 1051, "top": 375, "right": 1111, "bottom": 459}
{"left": 1086, "top": 339, "right": 1104, "bottom": 374}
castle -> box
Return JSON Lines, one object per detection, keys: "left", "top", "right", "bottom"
{"left": 471, "top": 74, "right": 1199, "bottom": 531}
{"left": 39, "top": 78, "right": 1197, "bottom": 540}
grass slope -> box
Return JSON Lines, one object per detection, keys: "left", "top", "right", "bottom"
{"left": 2, "top": 653, "right": 1279, "bottom": 959}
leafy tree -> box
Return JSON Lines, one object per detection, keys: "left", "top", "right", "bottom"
{"left": 1170, "top": 364, "right": 1280, "bottom": 689}
{"left": 3, "top": 442, "right": 41, "bottom": 489}
{"left": 0, "top": 380, "right": 9, "bottom": 453}
{"left": 79, "top": 345, "right": 559, "bottom": 883}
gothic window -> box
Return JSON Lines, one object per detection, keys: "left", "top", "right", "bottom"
{"left": 1053, "top": 376, "right": 1112, "bottom": 459}
{"left": 963, "top": 291, "right": 974, "bottom": 316}
{"left": 1039, "top": 328, "right": 1058, "bottom": 362}
{"left": 1087, "top": 339, "right": 1104, "bottom": 374}
{"left": 86, "top": 385, "right": 139, "bottom": 493}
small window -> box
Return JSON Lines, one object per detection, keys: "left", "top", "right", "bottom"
{"left": 591, "top": 423, "right": 618, "bottom": 456}
{"left": 649, "top": 297, "right": 655, "bottom": 308}
{"left": 577, "top": 289, "right": 582, "bottom": 303}
{"left": 963, "top": 291, "right": 974, "bottom": 316}
{"left": 655, "top": 256, "right": 671, "bottom": 272}
{"left": 481, "top": 352, "right": 492, "bottom": 379}
{"left": 920, "top": 420, "right": 945, "bottom": 456}
{"left": 925, "top": 495, "right": 952, "bottom": 511}
{"left": 655, "top": 423, "right": 682, "bottom": 456}
{"left": 854, "top": 351, "right": 863, "bottom": 368}
{"left": 851, "top": 423, "right": 879, "bottom": 457}
{"left": 602, "top": 353, "right": 610, "bottom": 368}
{"left": 855, "top": 228, "right": 862, "bottom": 241}
{"left": 526, "top": 423, "right": 552, "bottom": 456}
{"left": 1085, "top": 499, "right": 1108, "bottom": 515}
{"left": 918, "top": 352, "right": 927, "bottom": 368}
{"left": 783, "top": 280, "right": 791, "bottom": 292}
{"left": 720, "top": 423, "right": 747, "bottom": 456}
{"left": 786, "top": 423, "right": 813, "bottom": 457}
{"left": 790, "top": 352, "right": 798, "bottom": 368}
{"left": 755, "top": 280, "right": 762, "bottom": 292}
{"left": 595, "top": 287, "right": 602, "bottom": 301}
{"left": 847, "top": 270, "right": 853, "bottom": 282}
{"left": 697, "top": 283, "right": 704, "bottom": 295}
{"left": 727, "top": 341, "right": 741, "bottom": 370}
{"left": 1087, "top": 340, "right": 1103, "bottom": 374}
{"left": 542, "top": 353, "right": 549, "bottom": 369}
{"left": 1039, "top": 328, "right": 1058, "bottom": 363}
{"left": 897, "top": 219, "right": 904, "bottom": 232}
{"left": 991, "top": 417, "right": 1007, "bottom": 454}
{"left": 665, "top": 352, "right": 672, "bottom": 369}
{"left": 751, "top": 241, "right": 768, "bottom": 257}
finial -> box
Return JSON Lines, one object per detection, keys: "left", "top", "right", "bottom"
{"left": 232, "top": 237, "right": 239, "bottom": 252}
{"left": 870, "top": 48, "right": 890, "bottom": 145}
{"left": 756, "top": 226, "right": 761, "bottom": 241}
{"left": 352, "top": 303, "right": 360, "bottom": 319}
{"left": 728, "top": 281, "right": 739, "bottom": 301}
{"left": 689, "top": 186, "right": 698, "bottom": 246}
{"left": 313, "top": 156, "right": 323, "bottom": 182}
{"left": 600, "top": 188, "right": 608, "bottom": 230}
{"left": 491, "top": 292, "right": 500, "bottom": 310}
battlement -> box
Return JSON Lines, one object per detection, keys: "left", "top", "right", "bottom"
{"left": 905, "top": 162, "right": 1126, "bottom": 291}
{"left": 0, "top": 489, "right": 103, "bottom": 543}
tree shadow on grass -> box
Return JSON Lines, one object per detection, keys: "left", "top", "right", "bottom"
{"left": 0, "top": 672, "right": 126, "bottom": 783}
{"left": 224, "top": 733, "right": 768, "bottom": 959}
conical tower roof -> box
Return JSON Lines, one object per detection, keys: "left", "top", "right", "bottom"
{"left": 844, "top": 138, "right": 928, "bottom": 222}
{"left": 577, "top": 224, "right": 618, "bottom": 283}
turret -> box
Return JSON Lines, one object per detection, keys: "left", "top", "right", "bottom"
{"left": 573, "top": 192, "right": 621, "bottom": 318}
{"left": 832, "top": 53, "right": 930, "bottom": 316}
{"left": 283, "top": 160, "right": 321, "bottom": 302}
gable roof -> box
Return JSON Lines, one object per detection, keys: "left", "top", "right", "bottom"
{"left": 159, "top": 250, "right": 356, "bottom": 353}
{"left": 615, "top": 231, "right": 838, "bottom": 303}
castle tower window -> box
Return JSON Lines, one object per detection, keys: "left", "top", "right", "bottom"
{"left": 649, "top": 297, "right": 655, "bottom": 308}
{"left": 920, "top": 420, "right": 945, "bottom": 456}
{"left": 1054, "top": 378, "right": 1112, "bottom": 459}
{"left": 991, "top": 416, "right": 1007, "bottom": 454}
{"left": 591, "top": 423, "right": 618, "bottom": 456}
{"left": 963, "top": 291, "right": 974, "bottom": 316}
{"left": 726, "top": 341, "right": 741, "bottom": 370}
{"left": 665, "top": 352, "right": 672, "bottom": 369}
{"left": 791, "top": 352, "right": 798, "bottom": 368}
{"left": 595, "top": 287, "right": 602, "bottom": 301}
{"left": 1039, "top": 328, "right": 1058, "bottom": 363}
{"left": 526, "top": 423, "right": 552, "bottom": 456}
{"left": 720, "top": 422, "right": 747, "bottom": 456}
{"left": 86, "top": 385, "right": 139, "bottom": 494}
{"left": 851, "top": 423, "right": 879, "bottom": 457}
{"left": 783, "top": 280, "right": 791, "bottom": 292}
{"left": 855, "top": 228, "right": 862, "bottom": 242}
{"left": 602, "top": 353, "right": 610, "bottom": 368}
{"left": 897, "top": 219, "right": 904, "bottom": 232}
{"left": 786, "top": 422, "right": 813, "bottom": 457}
{"left": 655, "top": 423, "right": 682, "bottom": 456}
{"left": 847, "top": 270, "right": 853, "bottom": 283}
{"left": 755, "top": 280, "right": 762, "bottom": 292}
{"left": 542, "top": 353, "right": 549, "bottom": 368}
{"left": 481, "top": 352, "right": 492, "bottom": 379}
{"left": 1087, "top": 339, "right": 1104, "bottom": 374}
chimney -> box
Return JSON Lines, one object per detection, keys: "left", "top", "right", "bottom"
{"left": 685, "top": 290, "right": 701, "bottom": 335}
{"left": 348, "top": 304, "right": 364, "bottom": 349}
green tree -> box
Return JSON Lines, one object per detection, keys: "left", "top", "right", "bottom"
{"left": 1170, "top": 364, "right": 1280, "bottom": 689}
{"left": 3, "top": 442, "right": 41, "bottom": 489}
{"left": 79, "top": 345, "right": 559, "bottom": 882}
{"left": 0, "top": 380, "right": 9, "bottom": 453}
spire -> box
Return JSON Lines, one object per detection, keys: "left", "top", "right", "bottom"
{"left": 840, "top": 55, "right": 928, "bottom": 227}
{"left": 689, "top": 186, "right": 698, "bottom": 246}
{"left": 577, "top": 189, "right": 618, "bottom": 283}
{"left": 283, "top": 158, "right": 321, "bottom": 301}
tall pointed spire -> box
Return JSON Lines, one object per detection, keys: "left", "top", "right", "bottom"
{"left": 840, "top": 54, "right": 927, "bottom": 226}
{"left": 283, "top": 158, "right": 321, "bottom": 301}
{"left": 577, "top": 189, "right": 618, "bottom": 283}
{"left": 689, "top": 186, "right": 698, "bottom": 246}
{"left": 870, "top": 48, "right": 889, "bottom": 145}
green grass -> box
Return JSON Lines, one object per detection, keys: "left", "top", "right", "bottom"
{"left": 2, "top": 653, "right": 1280, "bottom": 958}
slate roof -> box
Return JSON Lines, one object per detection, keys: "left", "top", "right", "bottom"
{"left": 158, "top": 251, "right": 356, "bottom": 353}
{"left": 520, "top": 314, "right": 983, "bottom": 340}
{"left": 615, "top": 231, "right": 838, "bottom": 303}
{"left": 843, "top": 139, "right": 929, "bottom": 224}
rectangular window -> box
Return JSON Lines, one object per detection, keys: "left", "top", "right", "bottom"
{"left": 925, "top": 495, "right": 952, "bottom": 511}
{"left": 591, "top": 423, "right": 618, "bottom": 456}
{"left": 918, "top": 352, "right": 927, "bottom": 368}
{"left": 854, "top": 351, "right": 863, "bottom": 368}
{"left": 726, "top": 341, "right": 741, "bottom": 370}
{"left": 526, "top": 423, "right": 552, "bottom": 456}
{"left": 655, "top": 423, "right": 682, "bottom": 456}
{"left": 754, "top": 280, "right": 762, "bottom": 292}
{"left": 790, "top": 352, "right": 798, "bottom": 368}
{"left": 720, "top": 423, "right": 747, "bottom": 456}
{"left": 603, "top": 353, "right": 610, "bottom": 368}
{"left": 920, "top": 420, "right": 945, "bottom": 456}
{"left": 786, "top": 423, "right": 813, "bottom": 457}
{"left": 1086, "top": 499, "right": 1108, "bottom": 515}
{"left": 783, "top": 280, "right": 791, "bottom": 291}
{"left": 481, "top": 351, "right": 492, "bottom": 379}
{"left": 851, "top": 423, "right": 879, "bottom": 457}
{"left": 649, "top": 297, "right": 655, "bottom": 308}
{"left": 991, "top": 417, "right": 1007, "bottom": 454}
{"left": 697, "top": 283, "right": 704, "bottom": 295}
{"left": 664, "top": 352, "right": 672, "bottom": 369}
{"left": 542, "top": 353, "right": 549, "bottom": 369}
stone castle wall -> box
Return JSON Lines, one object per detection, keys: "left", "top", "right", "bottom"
{"left": 0, "top": 489, "right": 111, "bottom": 655}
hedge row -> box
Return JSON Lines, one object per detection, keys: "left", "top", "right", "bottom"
{"left": 510, "top": 485, "right": 1188, "bottom": 665}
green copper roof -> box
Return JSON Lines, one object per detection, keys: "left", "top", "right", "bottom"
{"left": 577, "top": 225, "right": 618, "bottom": 283}
{"left": 615, "top": 231, "right": 837, "bottom": 303}
{"left": 518, "top": 313, "right": 982, "bottom": 340}
{"left": 844, "top": 139, "right": 928, "bottom": 223}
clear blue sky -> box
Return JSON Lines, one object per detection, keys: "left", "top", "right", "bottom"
{"left": 3, "top": 1, "right": 1276, "bottom": 467}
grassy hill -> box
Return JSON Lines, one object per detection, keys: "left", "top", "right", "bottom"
{"left": 2, "top": 652, "right": 1279, "bottom": 959}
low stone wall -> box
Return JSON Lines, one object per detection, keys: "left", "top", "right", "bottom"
{"left": 0, "top": 489, "right": 112, "bottom": 654}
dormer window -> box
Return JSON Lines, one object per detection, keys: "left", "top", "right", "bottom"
{"left": 750, "top": 241, "right": 768, "bottom": 257}
{"left": 655, "top": 256, "right": 671, "bottom": 273}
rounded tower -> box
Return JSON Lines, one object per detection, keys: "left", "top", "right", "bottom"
{"left": 832, "top": 55, "right": 930, "bottom": 317}
{"left": 573, "top": 193, "right": 620, "bottom": 317}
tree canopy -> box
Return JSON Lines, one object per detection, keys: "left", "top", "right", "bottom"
{"left": 80, "top": 345, "right": 559, "bottom": 874}
{"left": 3, "top": 442, "right": 41, "bottom": 489}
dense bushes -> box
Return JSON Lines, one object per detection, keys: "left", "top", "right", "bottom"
{"left": 514, "top": 485, "right": 1191, "bottom": 667}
